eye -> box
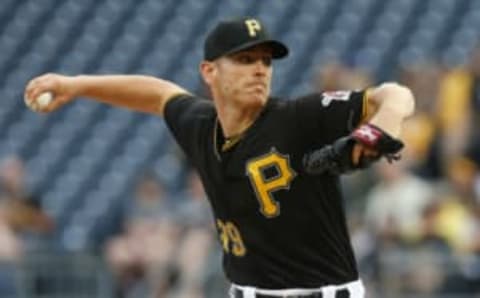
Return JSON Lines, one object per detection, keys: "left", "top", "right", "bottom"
{"left": 262, "top": 57, "right": 272, "bottom": 66}
{"left": 236, "top": 55, "right": 255, "bottom": 64}
{"left": 232, "top": 53, "right": 272, "bottom": 66}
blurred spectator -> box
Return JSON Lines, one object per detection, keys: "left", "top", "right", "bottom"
{"left": 314, "top": 61, "right": 373, "bottom": 92}
{"left": 0, "top": 155, "right": 54, "bottom": 296}
{"left": 0, "top": 156, "right": 27, "bottom": 261}
{"left": 355, "top": 156, "right": 433, "bottom": 296}
{"left": 106, "top": 172, "right": 180, "bottom": 298}
{"left": 106, "top": 170, "right": 215, "bottom": 298}
{"left": 431, "top": 46, "right": 480, "bottom": 295}
{"left": 167, "top": 170, "right": 214, "bottom": 298}
{"left": 436, "top": 46, "right": 480, "bottom": 173}
{"left": 364, "top": 158, "right": 434, "bottom": 245}
{"left": 424, "top": 158, "right": 478, "bottom": 254}
{"left": 412, "top": 157, "right": 480, "bottom": 296}
{"left": 0, "top": 156, "right": 54, "bottom": 238}
{"left": 464, "top": 210, "right": 480, "bottom": 294}
{"left": 0, "top": 156, "right": 27, "bottom": 199}
{"left": 0, "top": 197, "right": 21, "bottom": 261}
{"left": 397, "top": 61, "right": 443, "bottom": 177}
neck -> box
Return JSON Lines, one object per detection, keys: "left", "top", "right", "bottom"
{"left": 215, "top": 100, "right": 264, "bottom": 138}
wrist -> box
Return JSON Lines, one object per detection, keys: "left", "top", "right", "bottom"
{"left": 69, "top": 75, "right": 89, "bottom": 97}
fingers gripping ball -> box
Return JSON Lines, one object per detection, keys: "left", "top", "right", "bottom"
{"left": 25, "top": 92, "right": 53, "bottom": 112}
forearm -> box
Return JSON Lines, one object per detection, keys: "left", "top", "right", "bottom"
{"left": 25, "top": 73, "right": 188, "bottom": 115}
{"left": 367, "top": 83, "right": 415, "bottom": 137}
{"left": 72, "top": 75, "right": 187, "bottom": 114}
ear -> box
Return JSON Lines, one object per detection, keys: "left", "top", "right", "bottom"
{"left": 200, "top": 61, "right": 216, "bottom": 86}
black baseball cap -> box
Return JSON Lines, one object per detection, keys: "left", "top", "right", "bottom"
{"left": 204, "top": 17, "right": 289, "bottom": 61}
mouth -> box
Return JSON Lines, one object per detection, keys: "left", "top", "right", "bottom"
{"left": 247, "top": 82, "right": 267, "bottom": 90}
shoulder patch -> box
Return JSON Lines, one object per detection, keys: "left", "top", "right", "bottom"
{"left": 321, "top": 91, "right": 351, "bottom": 107}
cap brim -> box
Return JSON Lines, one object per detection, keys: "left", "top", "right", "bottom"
{"left": 224, "top": 39, "right": 289, "bottom": 59}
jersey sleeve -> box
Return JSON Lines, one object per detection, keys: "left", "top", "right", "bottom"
{"left": 164, "top": 94, "right": 214, "bottom": 161}
{"left": 294, "top": 90, "right": 367, "bottom": 144}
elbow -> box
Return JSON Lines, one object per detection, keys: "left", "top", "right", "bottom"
{"left": 374, "top": 82, "right": 416, "bottom": 117}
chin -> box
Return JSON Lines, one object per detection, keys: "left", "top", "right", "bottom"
{"left": 244, "top": 94, "right": 268, "bottom": 108}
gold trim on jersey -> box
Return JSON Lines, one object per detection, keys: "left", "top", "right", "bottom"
{"left": 361, "top": 88, "right": 370, "bottom": 122}
{"left": 213, "top": 118, "right": 221, "bottom": 161}
{"left": 213, "top": 117, "right": 247, "bottom": 158}
{"left": 222, "top": 133, "right": 245, "bottom": 151}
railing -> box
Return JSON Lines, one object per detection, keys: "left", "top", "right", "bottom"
{"left": 1, "top": 253, "right": 113, "bottom": 298}
{"left": 0, "top": 251, "right": 478, "bottom": 298}
{"left": 366, "top": 249, "right": 480, "bottom": 298}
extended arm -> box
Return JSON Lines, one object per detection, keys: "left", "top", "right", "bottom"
{"left": 24, "top": 73, "right": 189, "bottom": 115}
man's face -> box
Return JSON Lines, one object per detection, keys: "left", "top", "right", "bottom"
{"left": 202, "top": 45, "right": 273, "bottom": 109}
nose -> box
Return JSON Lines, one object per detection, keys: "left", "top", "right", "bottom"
{"left": 253, "top": 59, "right": 267, "bottom": 76}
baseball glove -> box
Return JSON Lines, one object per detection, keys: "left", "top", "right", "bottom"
{"left": 303, "top": 124, "right": 404, "bottom": 175}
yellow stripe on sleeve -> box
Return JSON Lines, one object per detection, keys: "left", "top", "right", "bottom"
{"left": 360, "top": 88, "right": 371, "bottom": 123}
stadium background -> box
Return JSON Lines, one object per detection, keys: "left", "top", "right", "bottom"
{"left": 0, "top": 0, "right": 480, "bottom": 297}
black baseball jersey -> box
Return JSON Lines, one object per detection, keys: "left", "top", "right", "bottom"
{"left": 164, "top": 90, "right": 367, "bottom": 289}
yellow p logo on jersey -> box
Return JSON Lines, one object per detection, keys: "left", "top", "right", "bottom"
{"left": 246, "top": 148, "right": 296, "bottom": 218}
{"left": 245, "top": 19, "right": 261, "bottom": 37}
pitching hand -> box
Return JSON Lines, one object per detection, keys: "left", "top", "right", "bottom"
{"left": 24, "top": 73, "right": 77, "bottom": 113}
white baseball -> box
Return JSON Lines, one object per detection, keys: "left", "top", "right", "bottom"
{"left": 36, "top": 92, "right": 53, "bottom": 108}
